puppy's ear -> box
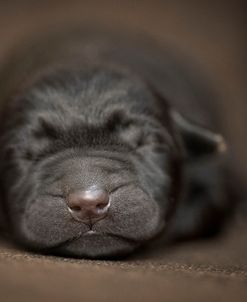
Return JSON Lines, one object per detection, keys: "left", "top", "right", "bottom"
{"left": 171, "top": 110, "right": 227, "bottom": 158}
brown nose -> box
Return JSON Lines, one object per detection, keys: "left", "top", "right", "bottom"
{"left": 67, "top": 186, "right": 110, "bottom": 224}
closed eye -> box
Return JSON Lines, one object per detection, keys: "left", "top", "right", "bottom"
{"left": 40, "top": 192, "right": 65, "bottom": 199}
{"left": 109, "top": 181, "right": 138, "bottom": 195}
{"left": 48, "top": 193, "right": 64, "bottom": 198}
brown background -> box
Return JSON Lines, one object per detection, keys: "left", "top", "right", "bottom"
{"left": 0, "top": 1, "right": 246, "bottom": 301}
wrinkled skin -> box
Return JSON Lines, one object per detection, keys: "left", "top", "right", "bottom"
{"left": 0, "top": 30, "right": 232, "bottom": 258}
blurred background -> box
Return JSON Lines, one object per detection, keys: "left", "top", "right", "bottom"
{"left": 0, "top": 1, "right": 246, "bottom": 302}
{"left": 0, "top": 0, "right": 246, "bottom": 182}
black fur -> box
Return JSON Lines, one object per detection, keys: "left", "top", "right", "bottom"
{"left": 0, "top": 29, "right": 232, "bottom": 258}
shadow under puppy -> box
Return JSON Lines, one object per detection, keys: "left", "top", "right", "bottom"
{"left": 0, "top": 29, "right": 231, "bottom": 258}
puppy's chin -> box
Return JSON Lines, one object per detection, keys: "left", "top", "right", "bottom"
{"left": 51, "top": 232, "right": 139, "bottom": 259}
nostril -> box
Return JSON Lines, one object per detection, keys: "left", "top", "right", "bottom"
{"left": 96, "top": 203, "right": 107, "bottom": 210}
{"left": 69, "top": 205, "right": 81, "bottom": 212}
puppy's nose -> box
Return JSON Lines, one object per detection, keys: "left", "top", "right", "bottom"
{"left": 67, "top": 186, "right": 110, "bottom": 224}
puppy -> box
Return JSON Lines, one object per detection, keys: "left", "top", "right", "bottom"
{"left": 0, "top": 29, "right": 232, "bottom": 258}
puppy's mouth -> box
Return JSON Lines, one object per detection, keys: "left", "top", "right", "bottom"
{"left": 82, "top": 230, "right": 140, "bottom": 244}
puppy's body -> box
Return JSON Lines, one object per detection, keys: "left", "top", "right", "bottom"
{"left": 0, "top": 29, "right": 232, "bottom": 257}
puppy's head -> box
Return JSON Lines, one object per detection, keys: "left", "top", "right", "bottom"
{"left": 2, "top": 66, "right": 225, "bottom": 258}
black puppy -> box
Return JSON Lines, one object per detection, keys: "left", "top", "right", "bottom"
{"left": 0, "top": 29, "right": 231, "bottom": 258}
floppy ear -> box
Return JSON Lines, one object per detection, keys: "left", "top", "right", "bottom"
{"left": 171, "top": 110, "right": 227, "bottom": 158}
